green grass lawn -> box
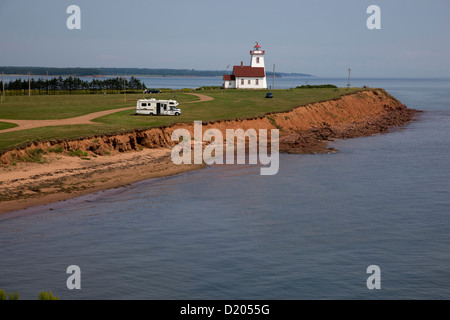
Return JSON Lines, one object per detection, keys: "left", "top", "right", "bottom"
{"left": 94, "top": 88, "right": 363, "bottom": 128}
{"left": 0, "top": 88, "right": 364, "bottom": 152}
{"left": 0, "top": 92, "right": 198, "bottom": 120}
{"left": 0, "top": 121, "right": 18, "bottom": 131}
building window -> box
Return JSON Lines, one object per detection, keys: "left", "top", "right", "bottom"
{"left": 256, "top": 57, "right": 260, "bottom": 63}
{"left": 248, "top": 80, "right": 251, "bottom": 85}
{"left": 241, "top": 79, "right": 244, "bottom": 85}
{"left": 256, "top": 79, "right": 259, "bottom": 85}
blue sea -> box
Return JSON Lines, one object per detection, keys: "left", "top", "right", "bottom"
{"left": 0, "top": 77, "right": 449, "bottom": 300}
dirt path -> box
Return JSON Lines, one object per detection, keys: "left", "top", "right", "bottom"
{"left": 0, "top": 93, "right": 213, "bottom": 133}
{"left": 183, "top": 93, "right": 214, "bottom": 103}
{"left": 0, "top": 106, "right": 136, "bottom": 133}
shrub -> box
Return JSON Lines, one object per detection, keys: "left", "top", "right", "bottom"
{"left": 47, "top": 146, "right": 64, "bottom": 153}
{"left": 0, "top": 289, "right": 20, "bottom": 300}
{"left": 20, "top": 148, "right": 46, "bottom": 163}
{"left": 38, "top": 291, "right": 59, "bottom": 300}
{"left": 296, "top": 84, "right": 337, "bottom": 89}
{"left": 69, "top": 149, "right": 88, "bottom": 157}
{"left": 7, "top": 292, "right": 20, "bottom": 300}
{"left": 195, "top": 86, "right": 222, "bottom": 91}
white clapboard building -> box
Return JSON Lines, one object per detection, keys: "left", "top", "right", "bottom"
{"left": 223, "top": 43, "right": 267, "bottom": 89}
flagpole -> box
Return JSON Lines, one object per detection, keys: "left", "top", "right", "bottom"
{"left": 2, "top": 72, "right": 5, "bottom": 102}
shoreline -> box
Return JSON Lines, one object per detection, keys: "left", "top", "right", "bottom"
{"left": 0, "top": 89, "right": 420, "bottom": 215}
{"left": 0, "top": 148, "right": 205, "bottom": 215}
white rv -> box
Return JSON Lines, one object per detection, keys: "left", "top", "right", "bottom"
{"left": 135, "top": 99, "right": 182, "bottom": 116}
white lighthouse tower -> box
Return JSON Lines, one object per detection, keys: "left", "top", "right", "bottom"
{"left": 250, "top": 42, "right": 265, "bottom": 68}
{"left": 223, "top": 42, "right": 267, "bottom": 89}
{"left": 249, "top": 42, "right": 267, "bottom": 89}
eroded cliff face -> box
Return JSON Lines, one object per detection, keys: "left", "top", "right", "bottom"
{"left": 0, "top": 89, "right": 419, "bottom": 165}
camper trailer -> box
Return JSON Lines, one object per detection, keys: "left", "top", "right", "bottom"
{"left": 135, "top": 99, "right": 182, "bottom": 116}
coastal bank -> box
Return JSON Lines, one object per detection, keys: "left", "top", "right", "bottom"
{"left": 0, "top": 89, "right": 419, "bottom": 214}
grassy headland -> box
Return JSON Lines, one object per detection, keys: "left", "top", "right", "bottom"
{"left": 1, "top": 87, "right": 418, "bottom": 214}
{"left": 0, "top": 87, "right": 363, "bottom": 152}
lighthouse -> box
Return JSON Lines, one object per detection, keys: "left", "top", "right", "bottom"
{"left": 223, "top": 43, "right": 267, "bottom": 89}
{"left": 250, "top": 42, "right": 265, "bottom": 68}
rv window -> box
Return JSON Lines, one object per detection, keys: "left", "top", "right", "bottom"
{"left": 169, "top": 102, "right": 174, "bottom": 105}
{"left": 141, "top": 103, "right": 147, "bottom": 107}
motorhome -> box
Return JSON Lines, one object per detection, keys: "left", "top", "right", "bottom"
{"left": 135, "top": 99, "right": 182, "bottom": 116}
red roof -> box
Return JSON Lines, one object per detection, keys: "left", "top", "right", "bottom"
{"left": 233, "top": 66, "right": 265, "bottom": 77}
{"left": 223, "top": 74, "right": 235, "bottom": 81}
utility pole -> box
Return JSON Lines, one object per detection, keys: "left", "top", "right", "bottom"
{"left": 273, "top": 64, "right": 275, "bottom": 90}
{"left": 28, "top": 72, "right": 31, "bottom": 96}
{"left": 347, "top": 68, "right": 351, "bottom": 90}
{"left": 2, "top": 72, "right": 5, "bottom": 103}
{"left": 123, "top": 76, "right": 126, "bottom": 102}
{"left": 46, "top": 70, "right": 49, "bottom": 95}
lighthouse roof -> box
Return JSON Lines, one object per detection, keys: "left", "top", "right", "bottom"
{"left": 233, "top": 66, "right": 265, "bottom": 77}
{"left": 223, "top": 74, "right": 236, "bottom": 81}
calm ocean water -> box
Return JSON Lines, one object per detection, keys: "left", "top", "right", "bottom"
{"left": 0, "top": 77, "right": 449, "bottom": 300}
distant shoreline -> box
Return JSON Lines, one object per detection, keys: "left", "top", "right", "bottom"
{"left": 0, "top": 66, "right": 314, "bottom": 78}
{"left": 1, "top": 74, "right": 314, "bottom": 78}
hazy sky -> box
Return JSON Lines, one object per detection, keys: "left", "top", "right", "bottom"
{"left": 1, "top": 0, "right": 449, "bottom": 77}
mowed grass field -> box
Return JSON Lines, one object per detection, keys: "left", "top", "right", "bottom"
{"left": 0, "top": 88, "right": 364, "bottom": 152}
{"left": 0, "top": 122, "right": 18, "bottom": 131}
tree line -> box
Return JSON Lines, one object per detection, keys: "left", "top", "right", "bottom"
{"left": 1, "top": 76, "right": 146, "bottom": 95}
{"left": 0, "top": 66, "right": 312, "bottom": 77}
{"left": 0, "top": 66, "right": 226, "bottom": 77}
